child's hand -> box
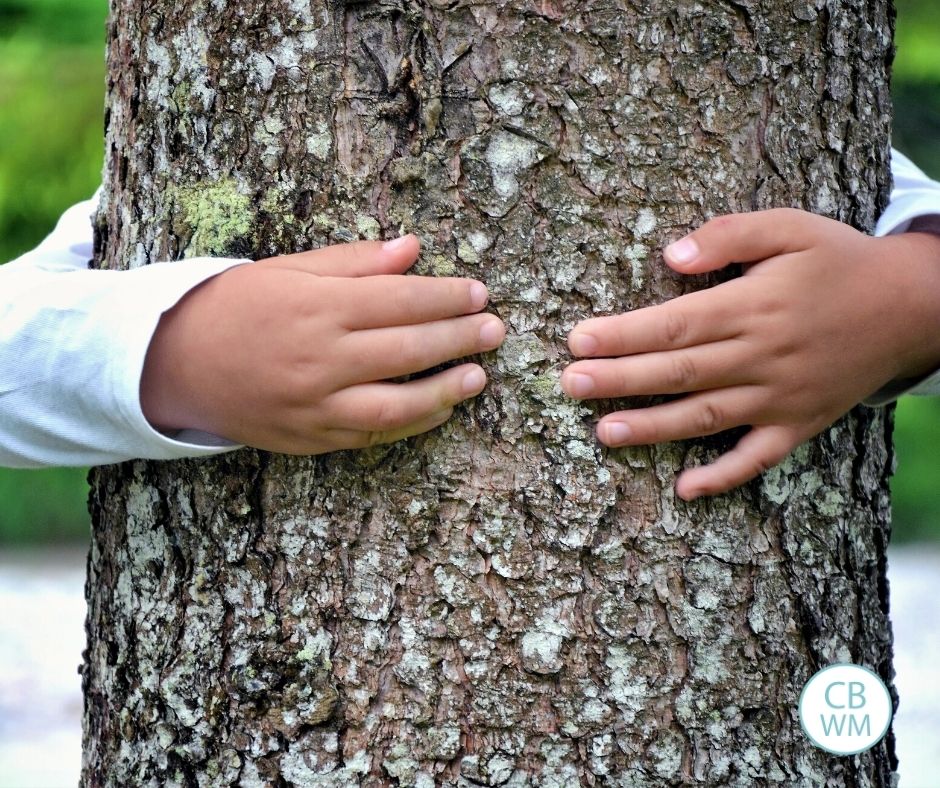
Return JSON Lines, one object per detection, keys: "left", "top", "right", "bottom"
{"left": 561, "top": 209, "right": 940, "bottom": 500}
{"left": 141, "top": 235, "right": 505, "bottom": 454}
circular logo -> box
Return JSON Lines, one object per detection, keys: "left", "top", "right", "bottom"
{"left": 798, "top": 663, "right": 893, "bottom": 755}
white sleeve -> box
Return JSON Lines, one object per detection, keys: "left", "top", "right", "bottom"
{"left": 875, "top": 150, "right": 940, "bottom": 238}
{"left": 0, "top": 194, "right": 250, "bottom": 468}
{"left": 863, "top": 150, "right": 940, "bottom": 406}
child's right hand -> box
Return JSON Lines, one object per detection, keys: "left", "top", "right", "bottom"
{"left": 140, "top": 235, "right": 505, "bottom": 454}
{"left": 561, "top": 209, "right": 940, "bottom": 500}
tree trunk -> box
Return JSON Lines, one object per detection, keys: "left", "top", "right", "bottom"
{"left": 83, "top": 1, "right": 898, "bottom": 785}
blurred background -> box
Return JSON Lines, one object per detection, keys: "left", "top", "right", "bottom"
{"left": 0, "top": 0, "right": 939, "bottom": 785}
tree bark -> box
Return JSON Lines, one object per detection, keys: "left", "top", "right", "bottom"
{"left": 83, "top": 1, "right": 898, "bottom": 785}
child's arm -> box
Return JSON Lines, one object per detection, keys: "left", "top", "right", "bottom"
{"left": 562, "top": 152, "right": 940, "bottom": 500}
{"left": 140, "top": 234, "right": 504, "bottom": 455}
{"left": 1, "top": 197, "right": 503, "bottom": 468}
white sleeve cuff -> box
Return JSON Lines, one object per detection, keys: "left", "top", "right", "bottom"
{"left": 108, "top": 258, "right": 251, "bottom": 462}
{"left": 864, "top": 369, "right": 940, "bottom": 406}
{"left": 875, "top": 149, "right": 940, "bottom": 238}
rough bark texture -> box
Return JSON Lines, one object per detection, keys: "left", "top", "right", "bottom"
{"left": 84, "top": 1, "right": 898, "bottom": 785}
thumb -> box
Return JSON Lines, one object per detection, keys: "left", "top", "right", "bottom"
{"left": 260, "top": 234, "right": 421, "bottom": 278}
{"left": 663, "top": 208, "right": 819, "bottom": 274}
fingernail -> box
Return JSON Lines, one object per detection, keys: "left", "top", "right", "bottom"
{"left": 665, "top": 237, "right": 700, "bottom": 266}
{"left": 565, "top": 372, "right": 595, "bottom": 398}
{"left": 479, "top": 319, "right": 504, "bottom": 348}
{"left": 569, "top": 332, "right": 599, "bottom": 356}
{"left": 602, "top": 422, "right": 632, "bottom": 445}
{"left": 383, "top": 235, "right": 412, "bottom": 253}
{"left": 462, "top": 367, "right": 486, "bottom": 395}
{"left": 470, "top": 281, "right": 489, "bottom": 310}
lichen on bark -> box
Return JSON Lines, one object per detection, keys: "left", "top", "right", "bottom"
{"left": 85, "top": 1, "right": 898, "bottom": 786}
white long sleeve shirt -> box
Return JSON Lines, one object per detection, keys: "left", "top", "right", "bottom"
{"left": 0, "top": 199, "right": 248, "bottom": 467}
{"left": 3, "top": 151, "right": 940, "bottom": 468}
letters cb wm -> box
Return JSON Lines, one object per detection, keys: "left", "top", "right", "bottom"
{"left": 798, "top": 663, "right": 893, "bottom": 755}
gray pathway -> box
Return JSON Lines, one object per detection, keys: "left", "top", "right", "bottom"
{"left": 889, "top": 546, "right": 940, "bottom": 785}
{"left": 0, "top": 546, "right": 938, "bottom": 787}
{"left": 0, "top": 549, "right": 84, "bottom": 788}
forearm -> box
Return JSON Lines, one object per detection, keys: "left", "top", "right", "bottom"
{"left": 1, "top": 250, "right": 247, "bottom": 468}
{"left": 861, "top": 153, "right": 940, "bottom": 404}
{"left": 887, "top": 220, "right": 940, "bottom": 398}
{"left": 875, "top": 229, "right": 940, "bottom": 383}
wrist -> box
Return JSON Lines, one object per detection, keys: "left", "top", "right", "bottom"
{"left": 140, "top": 310, "right": 189, "bottom": 432}
{"left": 139, "top": 285, "right": 212, "bottom": 434}
{"left": 878, "top": 227, "right": 940, "bottom": 382}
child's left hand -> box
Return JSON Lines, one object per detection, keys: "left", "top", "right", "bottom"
{"left": 561, "top": 209, "right": 940, "bottom": 500}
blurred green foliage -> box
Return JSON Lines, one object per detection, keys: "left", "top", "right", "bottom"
{"left": 0, "top": 0, "right": 105, "bottom": 264}
{"left": 894, "top": 0, "right": 940, "bottom": 178}
{"left": 893, "top": 398, "right": 940, "bottom": 542}
{"left": 0, "top": 466, "right": 90, "bottom": 542}
{"left": 0, "top": 0, "right": 105, "bottom": 545}
{"left": 0, "top": 0, "right": 939, "bottom": 543}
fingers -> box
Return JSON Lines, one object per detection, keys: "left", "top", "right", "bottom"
{"left": 324, "top": 407, "right": 456, "bottom": 452}
{"left": 562, "top": 339, "right": 753, "bottom": 399}
{"left": 674, "top": 425, "right": 799, "bottom": 500}
{"left": 341, "top": 275, "right": 491, "bottom": 329}
{"left": 596, "top": 389, "right": 755, "bottom": 447}
{"left": 325, "top": 363, "right": 487, "bottom": 432}
{"left": 262, "top": 235, "right": 421, "bottom": 278}
{"left": 568, "top": 286, "right": 741, "bottom": 358}
{"left": 662, "top": 208, "right": 833, "bottom": 274}
{"left": 594, "top": 391, "right": 800, "bottom": 498}
{"left": 339, "top": 314, "right": 506, "bottom": 384}
{"left": 265, "top": 238, "right": 492, "bottom": 329}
